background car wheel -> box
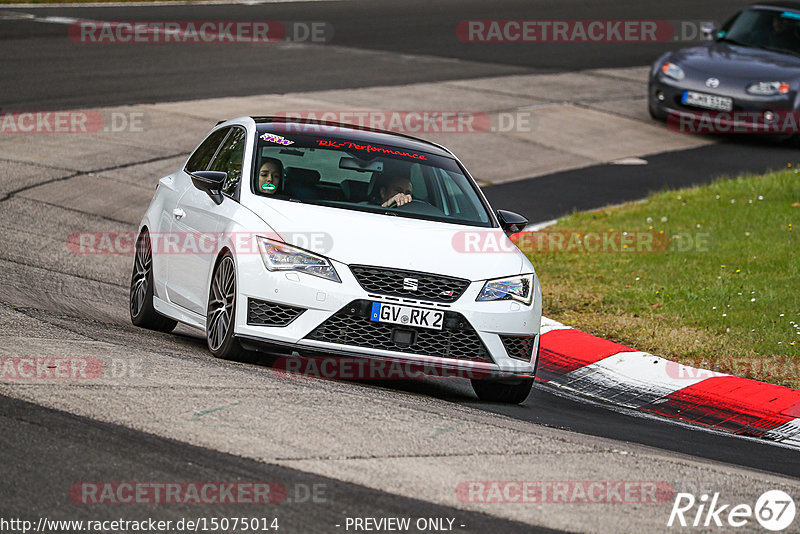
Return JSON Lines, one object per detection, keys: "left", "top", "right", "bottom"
{"left": 130, "top": 230, "right": 178, "bottom": 333}
{"left": 206, "top": 253, "right": 254, "bottom": 362}
{"left": 471, "top": 377, "right": 534, "bottom": 404}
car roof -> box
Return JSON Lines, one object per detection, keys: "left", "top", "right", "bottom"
{"left": 250, "top": 116, "right": 454, "bottom": 158}
{"left": 749, "top": 1, "right": 800, "bottom": 10}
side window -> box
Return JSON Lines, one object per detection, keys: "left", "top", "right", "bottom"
{"left": 185, "top": 127, "right": 230, "bottom": 173}
{"left": 438, "top": 168, "right": 483, "bottom": 221}
{"left": 209, "top": 128, "right": 247, "bottom": 197}
{"left": 409, "top": 163, "right": 428, "bottom": 202}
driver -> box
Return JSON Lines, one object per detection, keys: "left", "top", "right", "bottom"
{"left": 768, "top": 15, "right": 797, "bottom": 48}
{"left": 258, "top": 158, "right": 283, "bottom": 195}
{"left": 379, "top": 175, "right": 413, "bottom": 208}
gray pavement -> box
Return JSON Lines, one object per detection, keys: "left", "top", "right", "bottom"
{"left": 0, "top": 0, "right": 752, "bottom": 109}
{"left": 1, "top": 394, "right": 552, "bottom": 534}
{"left": 1, "top": 1, "right": 799, "bottom": 532}
{"left": 0, "top": 72, "right": 798, "bottom": 534}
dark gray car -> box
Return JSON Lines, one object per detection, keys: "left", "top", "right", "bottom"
{"left": 648, "top": 2, "right": 800, "bottom": 139}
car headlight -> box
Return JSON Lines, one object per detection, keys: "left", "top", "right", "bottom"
{"left": 476, "top": 274, "right": 534, "bottom": 305}
{"left": 661, "top": 61, "right": 685, "bottom": 81}
{"left": 256, "top": 237, "right": 340, "bottom": 283}
{"left": 746, "top": 81, "right": 790, "bottom": 96}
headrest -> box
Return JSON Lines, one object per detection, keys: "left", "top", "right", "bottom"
{"left": 285, "top": 167, "right": 321, "bottom": 186}
{"left": 341, "top": 179, "right": 370, "bottom": 202}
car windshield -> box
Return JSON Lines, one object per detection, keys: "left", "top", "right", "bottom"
{"left": 252, "top": 131, "right": 493, "bottom": 227}
{"left": 719, "top": 8, "right": 800, "bottom": 55}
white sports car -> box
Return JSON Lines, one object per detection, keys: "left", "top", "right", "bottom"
{"left": 130, "top": 117, "right": 542, "bottom": 403}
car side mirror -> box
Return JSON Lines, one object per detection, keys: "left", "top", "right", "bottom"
{"left": 497, "top": 209, "right": 528, "bottom": 236}
{"left": 190, "top": 170, "right": 226, "bottom": 205}
{"left": 701, "top": 22, "right": 716, "bottom": 40}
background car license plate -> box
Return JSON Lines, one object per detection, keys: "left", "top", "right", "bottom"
{"left": 682, "top": 90, "right": 733, "bottom": 111}
{"left": 370, "top": 302, "right": 443, "bottom": 330}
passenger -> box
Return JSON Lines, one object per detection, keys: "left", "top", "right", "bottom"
{"left": 258, "top": 158, "right": 283, "bottom": 194}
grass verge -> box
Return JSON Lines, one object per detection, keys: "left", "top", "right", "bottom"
{"left": 519, "top": 168, "right": 799, "bottom": 388}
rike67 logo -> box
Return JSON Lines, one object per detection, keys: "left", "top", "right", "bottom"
{"left": 668, "top": 490, "right": 796, "bottom": 531}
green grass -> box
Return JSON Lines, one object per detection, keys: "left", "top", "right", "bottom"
{"left": 523, "top": 168, "right": 800, "bottom": 388}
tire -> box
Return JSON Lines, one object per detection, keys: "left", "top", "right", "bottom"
{"left": 130, "top": 230, "right": 178, "bottom": 333}
{"left": 206, "top": 252, "right": 253, "bottom": 362}
{"left": 648, "top": 100, "right": 667, "bottom": 122}
{"left": 471, "top": 377, "right": 534, "bottom": 404}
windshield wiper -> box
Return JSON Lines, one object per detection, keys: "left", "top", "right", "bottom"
{"left": 719, "top": 37, "right": 800, "bottom": 57}
{"left": 717, "top": 36, "right": 750, "bottom": 47}
{"left": 753, "top": 43, "right": 800, "bottom": 57}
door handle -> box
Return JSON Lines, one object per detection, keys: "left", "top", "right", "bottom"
{"left": 172, "top": 208, "right": 186, "bottom": 220}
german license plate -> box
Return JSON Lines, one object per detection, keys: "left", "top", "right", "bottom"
{"left": 370, "top": 302, "right": 444, "bottom": 330}
{"left": 682, "top": 90, "right": 733, "bottom": 111}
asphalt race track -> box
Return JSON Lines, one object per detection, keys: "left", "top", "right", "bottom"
{"left": 2, "top": 1, "right": 799, "bottom": 533}
{"left": 0, "top": 0, "right": 753, "bottom": 109}
{"left": 0, "top": 396, "right": 550, "bottom": 534}
{"left": 483, "top": 140, "right": 798, "bottom": 223}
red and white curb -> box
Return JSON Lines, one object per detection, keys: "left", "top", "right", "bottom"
{"left": 537, "top": 318, "right": 800, "bottom": 447}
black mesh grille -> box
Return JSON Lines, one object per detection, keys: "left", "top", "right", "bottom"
{"left": 247, "top": 298, "right": 305, "bottom": 327}
{"left": 349, "top": 265, "right": 470, "bottom": 303}
{"left": 306, "top": 300, "right": 491, "bottom": 363}
{"left": 500, "top": 335, "right": 536, "bottom": 362}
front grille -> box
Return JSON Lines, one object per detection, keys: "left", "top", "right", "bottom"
{"left": 247, "top": 298, "right": 305, "bottom": 326}
{"left": 500, "top": 335, "right": 536, "bottom": 362}
{"left": 349, "top": 265, "right": 470, "bottom": 303}
{"left": 305, "top": 300, "right": 491, "bottom": 363}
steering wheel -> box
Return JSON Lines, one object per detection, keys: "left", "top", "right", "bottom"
{"left": 392, "top": 199, "right": 446, "bottom": 216}
{"left": 386, "top": 198, "right": 425, "bottom": 209}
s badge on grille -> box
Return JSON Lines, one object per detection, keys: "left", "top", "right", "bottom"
{"left": 440, "top": 290, "right": 454, "bottom": 297}
{"left": 403, "top": 278, "right": 418, "bottom": 291}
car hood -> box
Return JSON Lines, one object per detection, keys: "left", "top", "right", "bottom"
{"left": 245, "top": 198, "right": 525, "bottom": 281}
{"left": 670, "top": 42, "right": 800, "bottom": 80}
